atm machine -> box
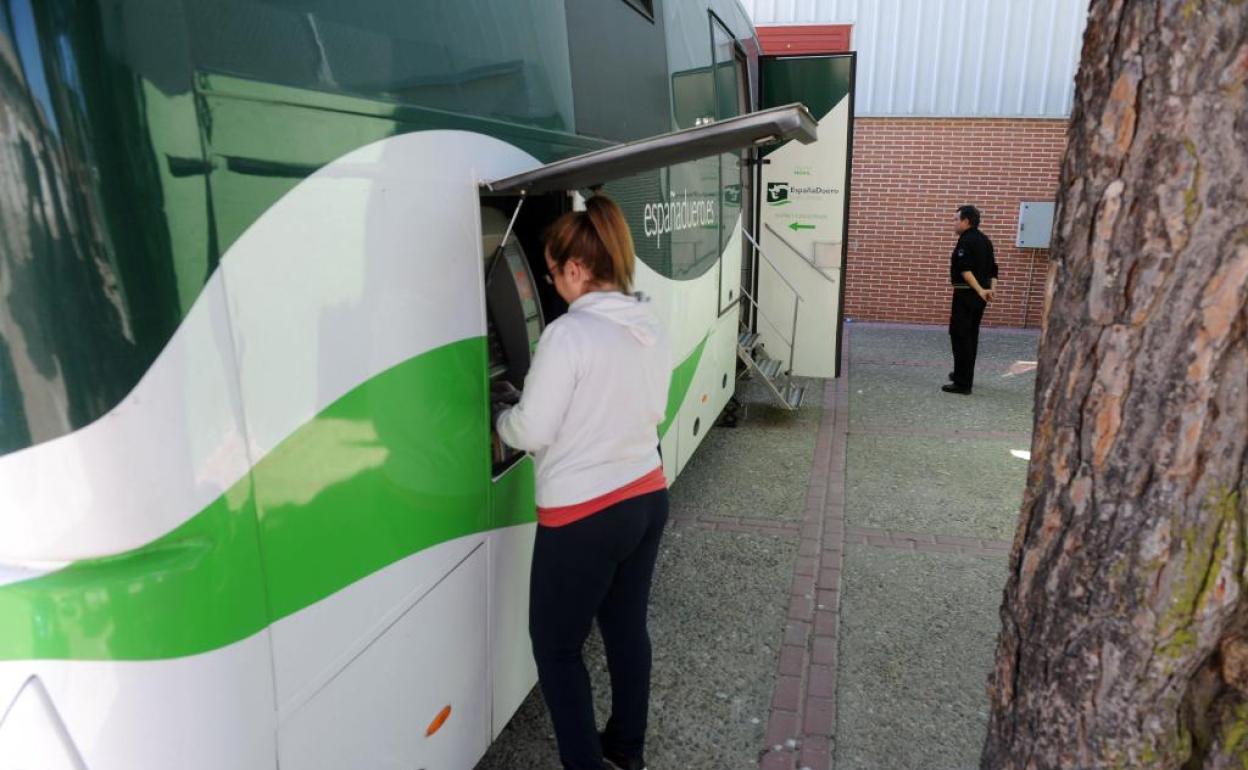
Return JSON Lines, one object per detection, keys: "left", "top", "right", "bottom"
{"left": 481, "top": 206, "right": 545, "bottom": 474}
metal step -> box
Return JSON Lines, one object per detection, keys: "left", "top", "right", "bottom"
{"left": 734, "top": 329, "right": 803, "bottom": 412}
{"left": 758, "top": 357, "right": 784, "bottom": 380}
{"left": 737, "top": 331, "right": 760, "bottom": 351}
{"left": 783, "top": 382, "right": 806, "bottom": 410}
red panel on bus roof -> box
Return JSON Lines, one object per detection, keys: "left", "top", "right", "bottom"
{"left": 757, "top": 24, "right": 852, "bottom": 55}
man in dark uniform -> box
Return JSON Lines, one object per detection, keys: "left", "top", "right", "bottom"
{"left": 943, "top": 205, "right": 997, "bottom": 395}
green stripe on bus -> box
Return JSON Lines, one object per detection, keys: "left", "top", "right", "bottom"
{"left": 0, "top": 337, "right": 699, "bottom": 661}
{"left": 0, "top": 340, "right": 493, "bottom": 661}
{"left": 659, "top": 337, "right": 707, "bottom": 439}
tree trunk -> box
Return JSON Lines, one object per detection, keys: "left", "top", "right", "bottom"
{"left": 982, "top": 1, "right": 1248, "bottom": 769}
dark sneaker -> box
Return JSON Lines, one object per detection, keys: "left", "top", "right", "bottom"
{"left": 604, "top": 755, "right": 647, "bottom": 770}
{"left": 599, "top": 729, "right": 646, "bottom": 770}
{"left": 941, "top": 383, "right": 972, "bottom": 395}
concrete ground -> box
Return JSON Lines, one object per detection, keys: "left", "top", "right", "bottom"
{"left": 475, "top": 322, "right": 1039, "bottom": 770}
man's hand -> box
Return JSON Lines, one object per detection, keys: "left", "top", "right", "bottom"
{"left": 962, "top": 270, "right": 992, "bottom": 303}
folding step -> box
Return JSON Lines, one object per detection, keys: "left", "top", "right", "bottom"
{"left": 733, "top": 331, "right": 802, "bottom": 412}
{"left": 758, "top": 357, "right": 784, "bottom": 380}
{"left": 783, "top": 382, "right": 806, "bottom": 410}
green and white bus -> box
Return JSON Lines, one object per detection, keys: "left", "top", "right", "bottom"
{"left": 0, "top": 1, "right": 834, "bottom": 768}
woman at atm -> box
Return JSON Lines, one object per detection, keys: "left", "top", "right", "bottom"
{"left": 495, "top": 195, "right": 671, "bottom": 770}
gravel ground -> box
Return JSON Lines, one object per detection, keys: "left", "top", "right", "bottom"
{"left": 846, "top": 433, "right": 1029, "bottom": 540}
{"left": 847, "top": 323, "right": 1038, "bottom": 437}
{"left": 834, "top": 546, "right": 1008, "bottom": 770}
{"left": 668, "top": 376, "right": 822, "bottom": 522}
{"left": 833, "top": 323, "right": 1037, "bottom": 770}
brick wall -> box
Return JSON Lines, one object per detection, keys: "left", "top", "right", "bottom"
{"left": 844, "top": 117, "right": 1069, "bottom": 328}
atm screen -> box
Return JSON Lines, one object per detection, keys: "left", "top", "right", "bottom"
{"left": 504, "top": 248, "right": 543, "bottom": 358}
{"left": 486, "top": 238, "right": 544, "bottom": 389}
{"left": 482, "top": 207, "right": 545, "bottom": 472}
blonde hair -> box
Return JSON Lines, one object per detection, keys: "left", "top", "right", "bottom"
{"left": 544, "top": 195, "right": 635, "bottom": 294}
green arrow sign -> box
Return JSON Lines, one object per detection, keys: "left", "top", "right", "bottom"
{"left": 788, "top": 221, "right": 815, "bottom": 232}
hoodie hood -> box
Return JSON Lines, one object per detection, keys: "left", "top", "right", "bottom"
{"left": 569, "top": 291, "right": 662, "bottom": 346}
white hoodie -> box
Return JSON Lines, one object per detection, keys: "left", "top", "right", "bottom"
{"left": 496, "top": 291, "right": 671, "bottom": 509}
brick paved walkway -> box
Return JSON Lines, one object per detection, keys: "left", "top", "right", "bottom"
{"left": 758, "top": 336, "right": 848, "bottom": 770}
{"left": 757, "top": 322, "right": 1036, "bottom": 770}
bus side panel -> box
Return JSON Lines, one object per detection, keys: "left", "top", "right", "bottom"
{"left": 0, "top": 637, "right": 276, "bottom": 770}
{"left": 278, "top": 546, "right": 490, "bottom": 770}
{"left": 488, "top": 522, "right": 540, "bottom": 739}
{"left": 674, "top": 254, "right": 731, "bottom": 473}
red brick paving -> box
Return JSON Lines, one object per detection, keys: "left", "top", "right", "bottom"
{"left": 811, "top": 636, "right": 837, "bottom": 667}
{"left": 793, "top": 556, "right": 817, "bottom": 576}
{"left": 802, "top": 697, "right": 837, "bottom": 736}
{"left": 765, "top": 710, "right": 801, "bottom": 748}
{"left": 758, "top": 332, "right": 851, "bottom": 769}
{"left": 778, "top": 645, "right": 806, "bottom": 677}
{"left": 761, "top": 752, "right": 793, "bottom": 770}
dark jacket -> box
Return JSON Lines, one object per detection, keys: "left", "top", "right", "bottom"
{"left": 950, "top": 228, "right": 998, "bottom": 288}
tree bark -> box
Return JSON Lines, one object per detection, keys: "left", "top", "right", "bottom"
{"left": 982, "top": 1, "right": 1248, "bottom": 769}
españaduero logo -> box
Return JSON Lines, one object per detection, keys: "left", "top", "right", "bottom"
{"left": 767, "top": 181, "right": 840, "bottom": 205}
{"left": 766, "top": 182, "right": 790, "bottom": 205}
{"left": 643, "top": 190, "right": 716, "bottom": 247}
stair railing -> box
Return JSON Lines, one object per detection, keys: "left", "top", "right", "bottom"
{"left": 737, "top": 285, "right": 797, "bottom": 364}
{"left": 741, "top": 228, "right": 803, "bottom": 373}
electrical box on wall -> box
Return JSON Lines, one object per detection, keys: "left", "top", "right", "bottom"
{"left": 1016, "top": 201, "right": 1056, "bottom": 248}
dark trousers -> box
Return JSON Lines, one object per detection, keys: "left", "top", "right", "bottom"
{"left": 529, "top": 489, "right": 669, "bottom": 770}
{"left": 949, "top": 290, "right": 987, "bottom": 388}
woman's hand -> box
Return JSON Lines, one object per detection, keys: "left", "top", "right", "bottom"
{"left": 491, "top": 380, "right": 522, "bottom": 405}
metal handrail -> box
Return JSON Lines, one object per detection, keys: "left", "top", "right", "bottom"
{"left": 741, "top": 227, "right": 804, "bottom": 372}
{"left": 738, "top": 286, "right": 794, "bottom": 349}
{"left": 762, "top": 224, "right": 839, "bottom": 287}
{"left": 742, "top": 228, "right": 805, "bottom": 301}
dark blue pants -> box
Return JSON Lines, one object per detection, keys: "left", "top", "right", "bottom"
{"left": 529, "top": 489, "right": 669, "bottom": 770}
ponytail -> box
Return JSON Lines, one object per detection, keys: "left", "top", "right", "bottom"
{"left": 544, "top": 195, "right": 636, "bottom": 293}
{"left": 584, "top": 196, "right": 635, "bottom": 294}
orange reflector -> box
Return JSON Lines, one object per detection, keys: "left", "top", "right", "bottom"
{"left": 426, "top": 705, "right": 452, "bottom": 737}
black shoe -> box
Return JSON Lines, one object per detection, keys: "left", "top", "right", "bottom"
{"left": 603, "top": 753, "right": 647, "bottom": 770}
{"left": 941, "top": 383, "right": 972, "bottom": 395}
{"left": 601, "top": 734, "right": 647, "bottom": 770}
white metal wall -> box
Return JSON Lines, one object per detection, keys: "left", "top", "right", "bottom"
{"left": 739, "top": 0, "right": 1089, "bottom": 117}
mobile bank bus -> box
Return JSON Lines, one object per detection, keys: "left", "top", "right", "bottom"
{"left": 0, "top": 2, "right": 844, "bottom": 768}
